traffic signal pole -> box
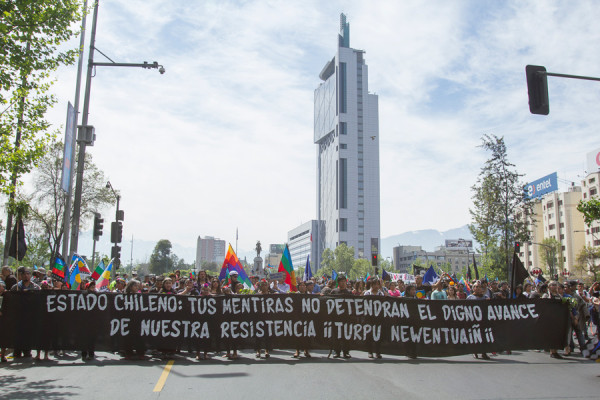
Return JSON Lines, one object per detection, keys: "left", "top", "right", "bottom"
{"left": 526, "top": 65, "right": 600, "bottom": 115}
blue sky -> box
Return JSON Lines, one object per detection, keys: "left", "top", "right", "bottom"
{"left": 43, "top": 0, "right": 600, "bottom": 261}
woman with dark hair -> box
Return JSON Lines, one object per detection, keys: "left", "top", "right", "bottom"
{"left": 196, "top": 270, "right": 210, "bottom": 287}
{"left": 210, "top": 278, "right": 222, "bottom": 295}
{"left": 352, "top": 280, "right": 365, "bottom": 296}
{"left": 515, "top": 284, "right": 527, "bottom": 300}
{"left": 523, "top": 282, "right": 533, "bottom": 298}
{"left": 446, "top": 284, "right": 458, "bottom": 300}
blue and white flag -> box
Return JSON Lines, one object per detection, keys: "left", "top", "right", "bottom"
{"left": 422, "top": 266, "right": 438, "bottom": 285}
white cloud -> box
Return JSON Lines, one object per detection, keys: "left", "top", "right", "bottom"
{"left": 38, "top": 0, "right": 600, "bottom": 259}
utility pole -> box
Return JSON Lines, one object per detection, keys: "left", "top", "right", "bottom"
{"left": 61, "top": 0, "right": 89, "bottom": 261}
{"left": 69, "top": 0, "right": 100, "bottom": 258}
{"left": 67, "top": 0, "right": 164, "bottom": 258}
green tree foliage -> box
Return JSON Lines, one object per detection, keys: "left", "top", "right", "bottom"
{"left": 317, "top": 244, "right": 357, "bottom": 277}
{"left": 469, "top": 134, "right": 533, "bottom": 279}
{"left": 0, "top": 0, "right": 84, "bottom": 197}
{"left": 538, "top": 237, "right": 563, "bottom": 276}
{"left": 318, "top": 248, "right": 335, "bottom": 277}
{"left": 334, "top": 243, "right": 355, "bottom": 274}
{"left": 24, "top": 140, "right": 113, "bottom": 260}
{"left": 576, "top": 245, "right": 600, "bottom": 282}
{"left": 349, "top": 258, "right": 371, "bottom": 280}
{"left": 149, "top": 239, "right": 174, "bottom": 275}
{"left": 577, "top": 198, "right": 600, "bottom": 227}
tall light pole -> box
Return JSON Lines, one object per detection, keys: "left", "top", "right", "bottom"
{"left": 68, "top": 0, "right": 164, "bottom": 259}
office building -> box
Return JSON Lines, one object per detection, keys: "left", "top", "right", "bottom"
{"left": 314, "top": 13, "right": 380, "bottom": 269}
{"left": 195, "top": 236, "right": 226, "bottom": 269}
{"left": 287, "top": 220, "right": 324, "bottom": 273}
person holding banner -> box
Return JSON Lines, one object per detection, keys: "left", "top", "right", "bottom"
{"left": 467, "top": 281, "right": 491, "bottom": 360}
{"left": 0, "top": 280, "right": 7, "bottom": 362}
{"left": 330, "top": 273, "right": 352, "bottom": 359}
{"left": 364, "top": 277, "right": 384, "bottom": 359}
{"left": 254, "top": 280, "right": 271, "bottom": 359}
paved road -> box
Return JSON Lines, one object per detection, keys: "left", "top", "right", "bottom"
{"left": 0, "top": 349, "right": 598, "bottom": 399}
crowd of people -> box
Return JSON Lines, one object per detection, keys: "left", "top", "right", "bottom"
{"left": 1, "top": 264, "right": 599, "bottom": 363}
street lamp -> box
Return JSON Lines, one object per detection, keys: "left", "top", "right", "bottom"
{"left": 67, "top": 0, "right": 165, "bottom": 259}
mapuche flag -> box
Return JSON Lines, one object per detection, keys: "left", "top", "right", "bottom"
{"left": 91, "top": 260, "right": 105, "bottom": 281}
{"left": 278, "top": 244, "right": 297, "bottom": 291}
{"left": 51, "top": 254, "right": 67, "bottom": 281}
{"left": 96, "top": 260, "right": 114, "bottom": 290}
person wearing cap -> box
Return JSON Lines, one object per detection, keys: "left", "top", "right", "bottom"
{"left": 113, "top": 278, "right": 126, "bottom": 293}
{"left": 228, "top": 270, "right": 240, "bottom": 288}
{"left": 149, "top": 276, "right": 164, "bottom": 293}
{"left": 10, "top": 266, "right": 40, "bottom": 292}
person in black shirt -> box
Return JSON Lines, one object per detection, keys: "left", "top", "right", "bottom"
{"left": 330, "top": 273, "right": 352, "bottom": 358}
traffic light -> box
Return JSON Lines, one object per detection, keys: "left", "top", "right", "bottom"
{"left": 526, "top": 65, "right": 549, "bottom": 115}
{"left": 111, "top": 221, "right": 123, "bottom": 243}
{"left": 371, "top": 253, "right": 378, "bottom": 266}
{"left": 111, "top": 245, "right": 121, "bottom": 269}
{"left": 93, "top": 213, "right": 103, "bottom": 240}
{"left": 515, "top": 241, "right": 521, "bottom": 253}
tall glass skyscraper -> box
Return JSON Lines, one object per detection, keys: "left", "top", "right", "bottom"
{"left": 314, "top": 13, "right": 380, "bottom": 268}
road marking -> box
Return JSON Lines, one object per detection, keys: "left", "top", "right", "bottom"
{"left": 153, "top": 360, "right": 174, "bottom": 392}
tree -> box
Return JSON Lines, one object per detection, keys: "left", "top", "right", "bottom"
{"left": 469, "top": 134, "right": 533, "bottom": 280}
{"left": 149, "top": 240, "right": 174, "bottom": 275}
{"left": 317, "top": 248, "right": 335, "bottom": 277}
{"left": 538, "top": 237, "right": 563, "bottom": 277}
{"left": 24, "top": 140, "right": 113, "bottom": 261}
{"left": 577, "top": 198, "right": 600, "bottom": 227}
{"left": 1, "top": 1, "right": 84, "bottom": 261}
{"left": 349, "top": 258, "right": 371, "bottom": 280}
{"left": 334, "top": 243, "right": 355, "bottom": 274}
{"left": 576, "top": 245, "right": 600, "bottom": 282}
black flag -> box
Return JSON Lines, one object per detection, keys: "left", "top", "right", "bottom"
{"left": 8, "top": 218, "right": 27, "bottom": 261}
{"left": 511, "top": 252, "right": 529, "bottom": 297}
{"left": 466, "top": 265, "right": 472, "bottom": 281}
{"left": 472, "top": 254, "right": 480, "bottom": 279}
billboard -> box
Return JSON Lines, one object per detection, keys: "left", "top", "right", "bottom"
{"left": 525, "top": 172, "right": 558, "bottom": 199}
{"left": 587, "top": 147, "right": 600, "bottom": 173}
{"left": 445, "top": 239, "right": 473, "bottom": 248}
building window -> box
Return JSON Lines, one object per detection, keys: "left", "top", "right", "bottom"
{"left": 549, "top": 224, "right": 555, "bottom": 230}
{"left": 340, "top": 122, "right": 347, "bottom": 135}
{"left": 591, "top": 188, "right": 598, "bottom": 196}
{"left": 547, "top": 201, "right": 554, "bottom": 208}
{"left": 339, "top": 62, "right": 347, "bottom": 113}
{"left": 340, "top": 143, "right": 347, "bottom": 149}
{"left": 340, "top": 218, "right": 347, "bottom": 232}
{"left": 340, "top": 158, "right": 347, "bottom": 209}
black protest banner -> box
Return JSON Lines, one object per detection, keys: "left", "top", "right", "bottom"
{"left": 0, "top": 292, "right": 569, "bottom": 357}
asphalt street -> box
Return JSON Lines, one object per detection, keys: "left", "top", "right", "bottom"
{"left": 0, "top": 349, "right": 598, "bottom": 400}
